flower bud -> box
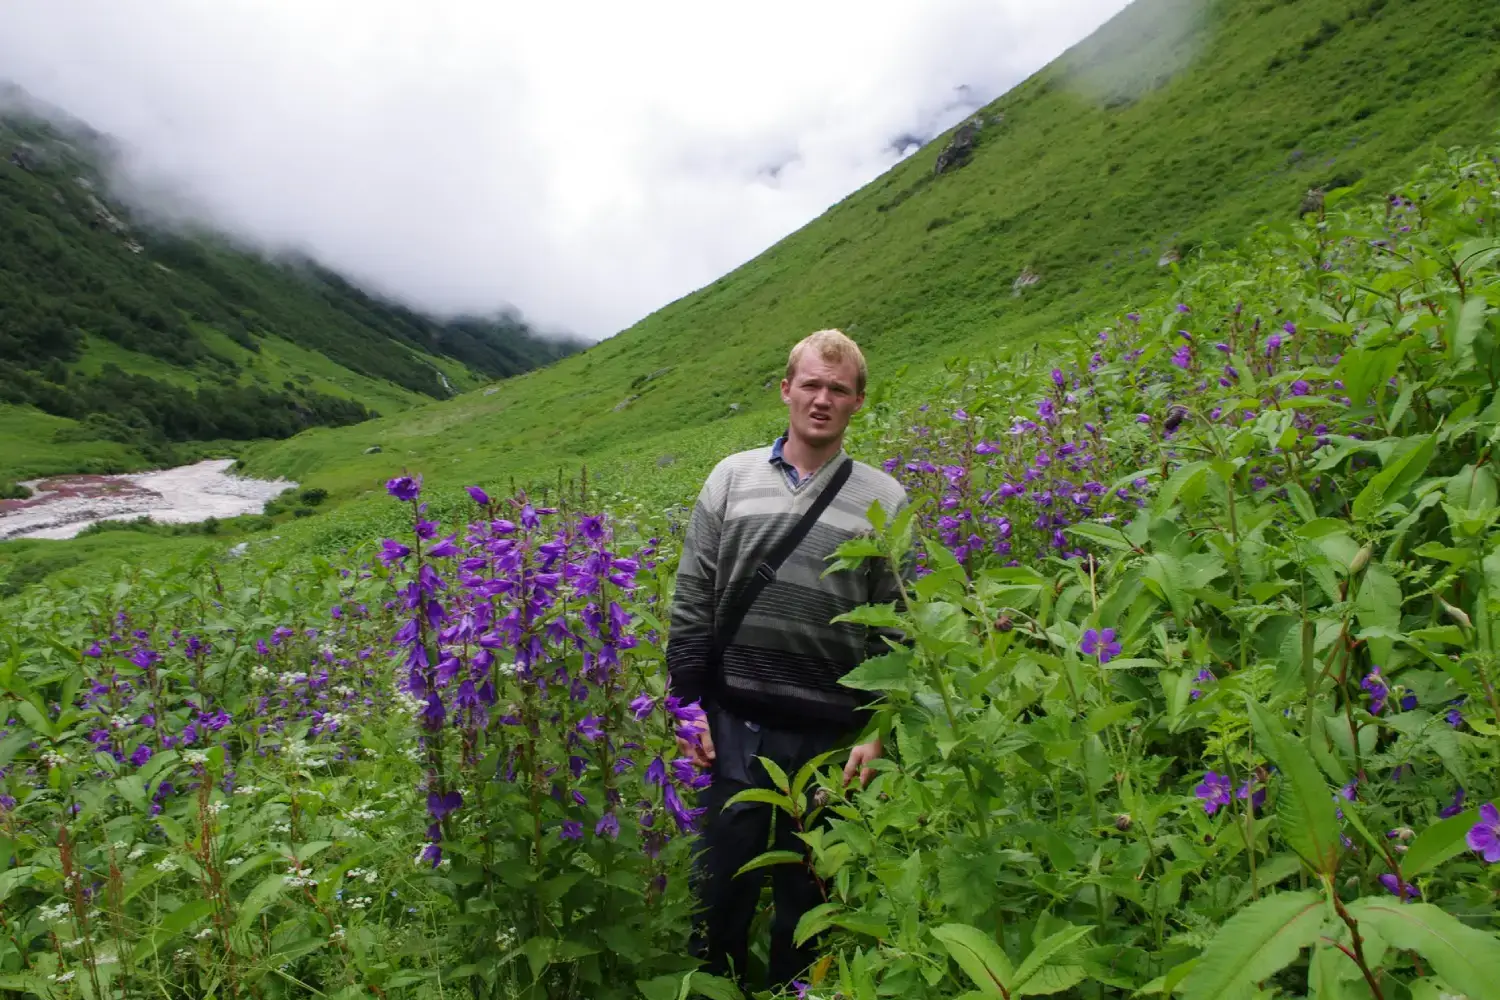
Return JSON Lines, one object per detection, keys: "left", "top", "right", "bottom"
{"left": 1349, "top": 544, "right": 1372, "bottom": 576}
{"left": 1163, "top": 407, "right": 1188, "bottom": 433}
{"left": 1115, "top": 813, "right": 1132, "bottom": 831}
{"left": 995, "top": 614, "right": 1014, "bottom": 633}
{"left": 1439, "top": 598, "right": 1472, "bottom": 630}
{"left": 812, "top": 788, "right": 830, "bottom": 808}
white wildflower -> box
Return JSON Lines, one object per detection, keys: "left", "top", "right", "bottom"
{"left": 319, "top": 643, "right": 337, "bottom": 657}
{"left": 182, "top": 749, "right": 208, "bottom": 766}
{"left": 394, "top": 690, "right": 426, "bottom": 716}
{"left": 251, "top": 664, "right": 273, "bottom": 681}
{"left": 232, "top": 784, "right": 261, "bottom": 796}
{"left": 206, "top": 801, "right": 227, "bottom": 817}
{"left": 38, "top": 902, "right": 71, "bottom": 922}
{"left": 127, "top": 846, "right": 147, "bottom": 861}
{"left": 40, "top": 749, "right": 69, "bottom": 769}
{"left": 94, "top": 952, "right": 117, "bottom": 966}
{"left": 61, "top": 937, "right": 84, "bottom": 950}
{"left": 362, "top": 749, "right": 379, "bottom": 760}
{"left": 193, "top": 927, "right": 215, "bottom": 940}
{"left": 109, "top": 714, "right": 132, "bottom": 730}
{"left": 112, "top": 840, "right": 128, "bottom": 850}
{"left": 344, "top": 808, "right": 384, "bottom": 822}
{"left": 272, "top": 821, "right": 292, "bottom": 833}
{"left": 329, "top": 925, "right": 345, "bottom": 941}
{"left": 48, "top": 971, "right": 76, "bottom": 984}
{"left": 154, "top": 858, "right": 179, "bottom": 873}
{"left": 334, "top": 684, "right": 355, "bottom": 696}
{"left": 346, "top": 895, "right": 373, "bottom": 910}
{"left": 225, "top": 857, "right": 245, "bottom": 867}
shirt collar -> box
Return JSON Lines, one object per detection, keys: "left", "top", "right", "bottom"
{"left": 769, "top": 431, "right": 801, "bottom": 486}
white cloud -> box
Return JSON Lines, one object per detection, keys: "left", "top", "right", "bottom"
{"left": 0, "top": 0, "right": 1132, "bottom": 339}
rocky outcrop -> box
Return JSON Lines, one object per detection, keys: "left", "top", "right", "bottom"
{"left": 1012, "top": 267, "right": 1041, "bottom": 295}
{"left": 933, "top": 117, "right": 983, "bottom": 175}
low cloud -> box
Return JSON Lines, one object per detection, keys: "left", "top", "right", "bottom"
{"left": 0, "top": 0, "right": 1132, "bottom": 340}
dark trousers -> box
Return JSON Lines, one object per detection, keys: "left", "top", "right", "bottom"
{"left": 689, "top": 705, "right": 852, "bottom": 988}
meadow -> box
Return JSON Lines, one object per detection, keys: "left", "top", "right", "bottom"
{"left": 2, "top": 140, "right": 1499, "bottom": 1000}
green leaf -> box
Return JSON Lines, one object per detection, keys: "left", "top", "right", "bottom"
{"left": 732, "top": 850, "right": 805, "bottom": 878}
{"left": 1065, "top": 523, "right": 1135, "bottom": 551}
{"left": 1012, "top": 923, "right": 1093, "bottom": 991}
{"left": 1249, "top": 701, "right": 1341, "bottom": 875}
{"left": 1402, "top": 809, "right": 1479, "bottom": 878}
{"left": 1153, "top": 461, "right": 1210, "bottom": 517}
{"left": 838, "top": 648, "right": 914, "bottom": 692}
{"left": 1179, "top": 891, "right": 1325, "bottom": 1000}
{"left": 1015, "top": 964, "right": 1088, "bottom": 996}
{"left": 933, "top": 922, "right": 1015, "bottom": 998}
{"left": 830, "top": 603, "right": 904, "bottom": 629}
{"left": 1347, "top": 898, "right": 1500, "bottom": 1000}
{"left": 792, "top": 902, "right": 842, "bottom": 947}
{"left": 1351, "top": 433, "right": 1436, "bottom": 522}
{"left": 758, "top": 756, "right": 790, "bottom": 794}
{"left": 721, "top": 788, "right": 795, "bottom": 812}
{"left": 134, "top": 898, "right": 215, "bottom": 963}
{"left": 234, "top": 874, "right": 288, "bottom": 933}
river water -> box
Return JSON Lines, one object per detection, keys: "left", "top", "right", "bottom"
{"left": 0, "top": 459, "right": 297, "bottom": 541}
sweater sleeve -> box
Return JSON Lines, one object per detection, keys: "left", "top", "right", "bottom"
{"left": 666, "top": 465, "right": 726, "bottom": 707}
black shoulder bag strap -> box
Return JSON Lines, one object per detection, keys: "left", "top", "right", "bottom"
{"left": 713, "top": 457, "right": 855, "bottom": 665}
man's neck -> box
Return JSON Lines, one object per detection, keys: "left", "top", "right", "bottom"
{"left": 781, "top": 430, "right": 842, "bottom": 480}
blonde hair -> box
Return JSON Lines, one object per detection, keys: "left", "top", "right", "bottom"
{"left": 786, "top": 329, "right": 867, "bottom": 394}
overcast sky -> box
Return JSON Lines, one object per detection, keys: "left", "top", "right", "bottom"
{"left": 0, "top": 1, "right": 1132, "bottom": 340}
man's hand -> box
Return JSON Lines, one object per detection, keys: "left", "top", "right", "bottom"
{"left": 679, "top": 727, "right": 716, "bottom": 769}
{"left": 842, "top": 737, "right": 882, "bottom": 788}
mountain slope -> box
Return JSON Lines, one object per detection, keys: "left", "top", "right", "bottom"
{"left": 0, "top": 94, "right": 582, "bottom": 481}
{"left": 243, "top": 0, "right": 1500, "bottom": 499}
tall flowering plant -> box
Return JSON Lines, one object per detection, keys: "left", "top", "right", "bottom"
{"left": 374, "top": 475, "right": 711, "bottom": 996}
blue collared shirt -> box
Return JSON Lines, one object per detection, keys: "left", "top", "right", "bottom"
{"left": 769, "top": 433, "right": 802, "bottom": 487}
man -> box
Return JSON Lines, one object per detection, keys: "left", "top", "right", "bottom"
{"left": 667, "top": 328, "right": 907, "bottom": 988}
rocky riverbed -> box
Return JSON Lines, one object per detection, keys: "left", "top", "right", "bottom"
{"left": 0, "top": 459, "right": 296, "bottom": 541}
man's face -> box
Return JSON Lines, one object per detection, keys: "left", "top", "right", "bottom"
{"left": 781, "top": 353, "right": 865, "bottom": 448}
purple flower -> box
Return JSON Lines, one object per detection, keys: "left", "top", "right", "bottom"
{"left": 1439, "top": 787, "right": 1466, "bottom": 819}
{"left": 1361, "top": 668, "right": 1387, "bottom": 715}
{"left": 1467, "top": 803, "right": 1500, "bottom": 863}
{"left": 1051, "top": 369, "right": 1065, "bottom": 388}
{"left": 595, "top": 812, "right": 620, "bottom": 840}
{"left": 559, "top": 820, "right": 584, "bottom": 841}
{"left": 663, "top": 783, "right": 705, "bottom": 832}
{"left": 1378, "top": 873, "right": 1420, "bottom": 901}
{"left": 83, "top": 641, "right": 104, "bottom": 658}
{"left": 1080, "top": 628, "right": 1121, "bottom": 664}
{"left": 1135, "top": 413, "right": 1151, "bottom": 424}
{"left": 1195, "top": 772, "right": 1233, "bottom": 815}
{"left": 645, "top": 757, "right": 668, "bottom": 788}
{"left": 629, "top": 693, "right": 656, "bottom": 721}
{"left": 1171, "top": 346, "right": 1192, "bottom": 369}
{"left": 576, "top": 715, "right": 605, "bottom": 741}
{"left": 427, "top": 534, "right": 461, "bottom": 558}
{"left": 1283, "top": 321, "right": 1296, "bottom": 335}
{"left": 1290, "top": 380, "right": 1311, "bottom": 396}
{"left": 386, "top": 475, "right": 422, "bottom": 502}
{"left": 379, "top": 539, "right": 411, "bottom": 566}
{"left": 466, "top": 486, "right": 490, "bottom": 505}
{"left": 427, "top": 789, "right": 463, "bottom": 821}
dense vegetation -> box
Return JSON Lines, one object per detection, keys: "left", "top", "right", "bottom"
{"left": 0, "top": 98, "right": 581, "bottom": 481}
{"left": 3, "top": 135, "right": 1500, "bottom": 999}
{"left": 241, "top": 0, "right": 1500, "bottom": 502}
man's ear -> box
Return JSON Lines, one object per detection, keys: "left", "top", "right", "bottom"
{"left": 852, "top": 393, "right": 866, "bottom": 413}
{"left": 780, "top": 379, "right": 792, "bottom": 405}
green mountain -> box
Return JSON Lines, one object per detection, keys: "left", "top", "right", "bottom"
{"left": 0, "top": 88, "right": 582, "bottom": 483}
{"left": 240, "top": 0, "right": 1500, "bottom": 500}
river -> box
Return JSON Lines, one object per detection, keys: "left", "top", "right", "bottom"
{"left": 0, "top": 459, "right": 297, "bottom": 541}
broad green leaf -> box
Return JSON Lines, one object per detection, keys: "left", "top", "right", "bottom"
{"left": 1013, "top": 923, "right": 1093, "bottom": 991}
{"left": 732, "top": 850, "right": 805, "bottom": 878}
{"left": 234, "top": 874, "right": 288, "bottom": 933}
{"left": 792, "top": 902, "right": 842, "bottom": 947}
{"left": 1403, "top": 809, "right": 1479, "bottom": 878}
{"left": 1347, "top": 898, "right": 1500, "bottom": 1000}
{"left": 1351, "top": 433, "right": 1436, "bottom": 521}
{"left": 1016, "top": 964, "right": 1088, "bottom": 996}
{"left": 134, "top": 898, "right": 216, "bottom": 963}
{"left": 1065, "top": 523, "right": 1134, "bottom": 551}
{"left": 933, "top": 922, "right": 1015, "bottom": 998}
{"left": 722, "top": 787, "right": 795, "bottom": 812}
{"left": 0, "top": 866, "right": 40, "bottom": 905}
{"left": 1179, "top": 890, "right": 1325, "bottom": 1000}
{"left": 838, "top": 649, "right": 914, "bottom": 692}
{"left": 830, "top": 603, "right": 904, "bottom": 629}
{"left": 1250, "top": 701, "right": 1340, "bottom": 875}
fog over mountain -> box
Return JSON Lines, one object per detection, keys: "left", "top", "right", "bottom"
{"left": 0, "top": 1, "right": 1132, "bottom": 340}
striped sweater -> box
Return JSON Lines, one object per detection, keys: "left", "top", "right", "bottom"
{"left": 666, "top": 444, "right": 908, "bottom": 732}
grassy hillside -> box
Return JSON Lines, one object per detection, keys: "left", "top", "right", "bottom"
{"left": 242, "top": 0, "right": 1500, "bottom": 500}
{"left": 0, "top": 91, "right": 582, "bottom": 483}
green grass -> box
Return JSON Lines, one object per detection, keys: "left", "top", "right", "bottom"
{"left": 238, "top": 0, "right": 1500, "bottom": 503}
{"left": 0, "top": 404, "right": 145, "bottom": 482}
